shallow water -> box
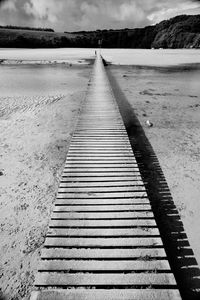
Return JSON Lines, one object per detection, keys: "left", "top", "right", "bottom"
{"left": 0, "top": 64, "right": 88, "bottom": 97}
{"left": 0, "top": 48, "right": 200, "bottom": 98}
{"left": 102, "top": 48, "right": 200, "bottom": 66}
{"left": 0, "top": 48, "right": 200, "bottom": 66}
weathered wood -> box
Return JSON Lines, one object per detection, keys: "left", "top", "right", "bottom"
{"left": 55, "top": 198, "right": 149, "bottom": 205}
{"left": 52, "top": 211, "right": 154, "bottom": 220}
{"left": 31, "top": 289, "right": 181, "bottom": 300}
{"left": 59, "top": 180, "right": 143, "bottom": 187}
{"left": 49, "top": 219, "right": 157, "bottom": 227}
{"left": 58, "top": 186, "right": 146, "bottom": 193}
{"left": 38, "top": 259, "right": 170, "bottom": 271}
{"left": 35, "top": 273, "right": 176, "bottom": 287}
{"left": 44, "top": 237, "right": 163, "bottom": 247}
{"left": 56, "top": 191, "right": 147, "bottom": 198}
{"left": 47, "top": 227, "right": 160, "bottom": 237}
{"left": 60, "top": 176, "right": 143, "bottom": 181}
{"left": 52, "top": 204, "right": 151, "bottom": 212}
{"left": 41, "top": 248, "right": 166, "bottom": 259}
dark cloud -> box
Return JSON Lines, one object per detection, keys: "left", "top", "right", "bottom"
{"left": 0, "top": 0, "right": 8, "bottom": 7}
{"left": 0, "top": 0, "right": 200, "bottom": 31}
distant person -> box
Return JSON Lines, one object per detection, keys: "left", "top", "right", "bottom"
{"left": 95, "top": 50, "right": 97, "bottom": 55}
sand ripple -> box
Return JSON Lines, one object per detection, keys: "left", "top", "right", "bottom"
{"left": 0, "top": 94, "right": 65, "bottom": 118}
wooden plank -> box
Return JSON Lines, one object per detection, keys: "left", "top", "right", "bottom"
{"left": 51, "top": 211, "right": 154, "bottom": 219}
{"left": 44, "top": 237, "right": 163, "bottom": 247}
{"left": 70, "top": 140, "right": 131, "bottom": 143}
{"left": 69, "top": 146, "right": 133, "bottom": 150}
{"left": 47, "top": 228, "right": 160, "bottom": 237}
{"left": 67, "top": 153, "right": 134, "bottom": 157}
{"left": 56, "top": 192, "right": 147, "bottom": 198}
{"left": 69, "top": 146, "right": 133, "bottom": 149}
{"left": 64, "top": 164, "right": 138, "bottom": 169}
{"left": 75, "top": 129, "right": 127, "bottom": 132}
{"left": 52, "top": 204, "right": 151, "bottom": 212}
{"left": 71, "top": 140, "right": 129, "bottom": 143}
{"left": 31, "top": 289, "right": 181, "bottom": 300}
{"left": 58, "top": 187, "right": 146, "bottom": 193}
{"left": 65, "top": 163, "right": 137, "bottom": 167}
{"left": 38, "top": 259, "right": 170, "bottom": 272}
{"left": 63, "top": 168, "right": 140, "bottom": 173}
{"left": 68, "top": 150, "right": 133, "bottom": 154}
{"left": 76, "top": 125, "right": 127, "bottom": 133}
{"left": 55, "top": 198, "right": 149, "bottom": 205}
{"left": 41, "top": 248, "right": 166, "bottom": 259}
{"left": 73, "top": 134, "right": 128, "bottom": 137}
{"left": 66, "top": 158, "right": 137, "bottom": 162}
{"left": 59, "top": 181, "right": 144, "bottom": 187}
{"left": 35, "top": 273, "right": 176, "bottom": 287}
{"left": 49, "top": 219, "right": 157, "bottom": 227}
{"left": 61, "top": 172, "right": 142, "bottom": 177}
{"left": 60, "top": 176, "right": 143, "bottom": 182}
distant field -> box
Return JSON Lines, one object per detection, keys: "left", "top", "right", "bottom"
{"left": 0, "top": 28, "right": 78, "bottom": 48}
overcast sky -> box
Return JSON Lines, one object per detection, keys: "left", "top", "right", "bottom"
{"left": 0, "top": 0, "right": 200, "bottom": 31}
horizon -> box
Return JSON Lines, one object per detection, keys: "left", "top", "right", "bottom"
{"left": 0, "top": 0, "right": 200, "bottom": 32}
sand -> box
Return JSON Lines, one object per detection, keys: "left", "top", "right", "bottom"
{"left": 0, "top": 66, "right": 91, "bottom": 299}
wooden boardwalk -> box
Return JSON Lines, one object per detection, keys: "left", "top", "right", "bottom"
{"left": 31, "top": 54, "right": 181, "bottom": 299}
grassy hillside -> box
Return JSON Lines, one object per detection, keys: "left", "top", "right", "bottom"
{"left": 0, "top": 14, "right": 200, "bottom": 48}
{"left": 0, "top": 28, "right": 77, "bottom": 48}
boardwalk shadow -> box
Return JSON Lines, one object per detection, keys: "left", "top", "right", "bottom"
{"left": 106, "top": 66, "right": 200, "bottom": 300}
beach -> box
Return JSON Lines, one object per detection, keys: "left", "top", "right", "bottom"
{"left": 0, "top": 63, "right": 91, "bottom": 299}
{"left": 0, "top": 49, "right": 200, "bottom": 299}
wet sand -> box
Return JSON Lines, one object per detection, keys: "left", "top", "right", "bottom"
{"left": 109, "top": 64, "right": 200, "bottom": 269}
{"left": 0, "top": 66, "right": 91, "bottom": 299}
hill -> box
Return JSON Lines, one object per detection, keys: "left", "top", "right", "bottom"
{"left": 0, "top": 14, "right": 200, "bottom": 48}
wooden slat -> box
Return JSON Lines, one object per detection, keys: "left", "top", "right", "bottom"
{"left": 58, "top": 186, "right": 146, "bottom": 193}
{"left": 47, "top": 228, "right": 160, "bottom": 237}
{"left": 51, "top": 204, "right": 151, "bottom": 212}
{"left": 44, "top": 237, "right": 163, "bottom": 247}
{"left": 55, "top": 198, "right": 149, "bottom": 205}
{"left": 60, "top": 176, "right": 143, "bottom": 182}
{"left": 41, "top": 248, "right": 166, "bottom": 259}
{"left": 64, "top": 163, "right": 138, "bottom": 168}
{"left": 49, "top": 219, "right": 157, "bottom": 227}
{"left": 56, "top": 192, "right": 147, "bottom": 198}
{"left": 38, "top": 259, "right": 170, "bottom": 271}
{"left": 61, "top": 174, "right": 142, "bottom": 179}
{"left": 51, "top": 211, "right": 154, "bottom": 219}
{"left": 59, "top": 181, "right": 143, "bottom": 187}
{"left": 31, "top": 289, "right": 181, "bottom": 300}
{"left": 35, "top": 273, "right": 176, "bottom": 286}
{"left": 66, "top": 158, "right": 137, "bottom": 162}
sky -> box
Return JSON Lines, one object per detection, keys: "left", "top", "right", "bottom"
{"left": 0, "top": 0, "right": 200, "bottom": 32}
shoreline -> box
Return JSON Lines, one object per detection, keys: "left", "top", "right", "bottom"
{"left": 0, "top": 59, "right": 90, "bottom": 65}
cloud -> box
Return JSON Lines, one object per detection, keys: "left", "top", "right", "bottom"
{"left": 23, "top": 0, "right": 62, "bottom": 23}
{"left": 0, "top": 0, "right": 7, "bottom": 6}
{"left": 0, "top": 0, "right": 200, "bottom": 31}
{"left": 147, "top": 0, "right": 200, "bottom": 24}
{"left": 0, "top": 0, "right": 16, "bottom": 10}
